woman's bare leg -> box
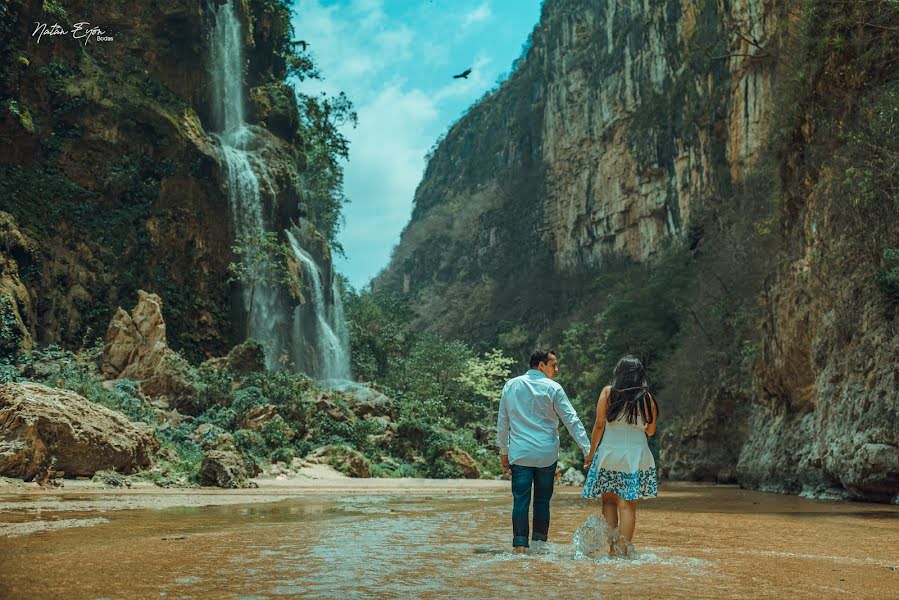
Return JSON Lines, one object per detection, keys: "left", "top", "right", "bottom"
{"left": 601, "top": 493, "right": 619, "bottom": 528}
{"left": 601, "top": 493, "right": 620, "bottom": 555}
{"left": 617, "top": 497, "right": 638, "bottom": 543}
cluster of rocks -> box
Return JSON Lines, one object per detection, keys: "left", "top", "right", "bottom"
{"left": 0, "top": 291, "right": 265, "bottom": 488}
{"left": 0, "top": 291, "right": 486, "bottom": 488}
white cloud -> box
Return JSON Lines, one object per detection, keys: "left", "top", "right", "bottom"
{"left": 434, "top": 53, "right": 492, "bottom": 103}
{"left": 291, "top": 0, "right": 534, "bottom": 288}
{"left": 350, "top": 0, "right": 385, "bottom": 29}
{"left": 462, "top": 2, "right": 492, "bottom": 29}
{"left": 336, "top": 84, "right": 440, "bottom": 283}
{"left": 375, "top": 26, "right": 414, "bottom": 59}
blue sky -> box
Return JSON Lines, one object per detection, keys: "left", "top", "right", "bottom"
{"left": 291, "top": 0, "right": 543, "bottom": 289}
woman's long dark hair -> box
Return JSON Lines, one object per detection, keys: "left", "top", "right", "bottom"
{"left": 606, "top": 356, "right": 656, "bottom": 425}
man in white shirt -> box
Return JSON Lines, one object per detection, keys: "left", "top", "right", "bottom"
{"left": 496, "top": 349, "right": 592, "bottom": 552}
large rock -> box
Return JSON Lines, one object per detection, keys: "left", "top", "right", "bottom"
{"left": 441, "top": 449, "right": 480, "bottom": 479}
{"left": 558, "top": 466, "right": 586, "bottom": 487}
{"left": 101, "top": 290, "right": 169, "bottom": 380}
{"left": 202, "top": 340, "right": 266, "bottom": 377}
{"left": 101, "top": 292, "right": 203, "bottom": 414}
{"left": 198, "top": 449, "right": 259, "bottom": 488}
{"left": 0, "top": 382, "right": 157, "bottom": 480}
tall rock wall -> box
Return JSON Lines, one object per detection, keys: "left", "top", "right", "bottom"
{"left": 378, "top": 0, "right": 780, "bottom": 337}
{"left": 379, "top": 0, "right": 899, "bottom": 501}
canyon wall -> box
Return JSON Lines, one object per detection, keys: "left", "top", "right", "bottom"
{"left": 378, "top": 0, "right": 898, "bottom": 501}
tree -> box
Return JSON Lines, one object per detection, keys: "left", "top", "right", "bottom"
{"left": 227, "top": 230, "right": 298, "bottom": 331}
{"left": 455, "top": 348, "right": 516, "bottom": 401}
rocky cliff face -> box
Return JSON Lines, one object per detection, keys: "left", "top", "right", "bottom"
{"left": 0, "top": 0, "right": 310, "bottom": 361}
{"left": 379, "top": 0, "right": 780, "bottom": 337}
{"left": 380, "top": 0, "right": 898, "bottom": 501}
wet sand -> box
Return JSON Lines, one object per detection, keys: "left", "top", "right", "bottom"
{"left": 0, "top": 481, "right": 896, "bottom": 599}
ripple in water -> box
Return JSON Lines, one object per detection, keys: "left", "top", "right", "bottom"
{"left": 471, "top": 514, "right": 716, "bottom": 578}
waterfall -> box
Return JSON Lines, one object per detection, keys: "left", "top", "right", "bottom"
{"left": 208, "top": 0, "right": 245, "bottom": 132}
{"left": 208, "top": 0, "right": 351, "bottom": 381}
{"left": 286, "top": 231, "right": 352, "bottom": 381}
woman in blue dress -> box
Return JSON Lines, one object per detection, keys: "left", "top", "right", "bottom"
{"left": 582, "top": 356, "right": 659, "bottom": 556}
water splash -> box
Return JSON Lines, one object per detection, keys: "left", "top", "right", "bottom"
{"left": 572, "top": 514, "right": 635, "bottom": 558}
{"left": 572, "top": 514, "right": 607, "bottom": 557}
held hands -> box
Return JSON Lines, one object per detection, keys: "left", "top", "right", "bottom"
{"left": 500, "top": 454, "right": 510, "bottom": 472}
{"left": 583, "top": 452, "right": 594, "bottom": 470}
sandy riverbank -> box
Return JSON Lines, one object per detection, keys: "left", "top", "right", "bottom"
{"left": 0, "top": 468, "right": 511, "bottom": 521}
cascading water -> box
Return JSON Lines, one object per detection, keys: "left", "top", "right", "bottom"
{"left": 208, "top": 0, "right": 351, "bottom": 380}
{"left": 286, "top": 231, "right": 352, "bottom": 381}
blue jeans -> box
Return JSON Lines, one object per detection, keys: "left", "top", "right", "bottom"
{"left": 510, "top": 462, "right": 557, "bottom": 548}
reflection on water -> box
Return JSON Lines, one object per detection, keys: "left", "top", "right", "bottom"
{"left": 0, "top": 484, "right": 897, "bottom": 599}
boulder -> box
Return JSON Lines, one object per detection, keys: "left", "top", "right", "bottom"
{"left": 558, "top": 466, "right": 586, "bottom": 487}
{"left": 100, "top": 292, "right": 203, "bottom": 414}
{"left": 140, "top": 354, "right": 202, "bottom": 414}
{"left": 198, "top": 449, "right": 259, "bottom": 488}
{"left": 441, "top": 449, "right": 480, "bottom": 479}
{"left": 238, "top": 404, "right": 279, "bottom": 432}
{"left": 313, "top": 395, "right": 353, "bottom": 423}
{"left": 101, "top": 290, "right": 168, "bottom": 380}
{"left": 0, "top": 382, "right": 157, "bottom": 480}
{"left": 191, "top": 423, "right": 234, "bottom": 451}
{"left": 307, "top": 444, "right": 371, "bottom": 478}
{"left": 221, "top": 340, "right": 266, "bottom": 376}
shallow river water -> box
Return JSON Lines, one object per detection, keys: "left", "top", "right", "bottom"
{"left": 0, "top": 482, "right": 897, "bottom": 599}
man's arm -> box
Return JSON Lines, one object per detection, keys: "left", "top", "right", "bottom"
{"left": 496, "top": 382, "right": 511, "bottom": 470}
{"left": 553, "top": 387, "right": 591, "bottom": 455}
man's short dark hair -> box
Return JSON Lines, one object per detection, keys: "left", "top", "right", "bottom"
{"left": 529, "top": 349, "right": 557, "bottom": 369}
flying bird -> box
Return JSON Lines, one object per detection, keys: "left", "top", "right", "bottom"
{"left": 453, "top": 68, "right": 472, "bottom": 79}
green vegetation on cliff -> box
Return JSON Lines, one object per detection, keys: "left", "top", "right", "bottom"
{"left": 0, "top": 0, "right": 356, "bottom": 362}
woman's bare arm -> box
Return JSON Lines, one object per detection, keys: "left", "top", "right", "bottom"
{"left": 585, "top": 386, "right": 610, "bottom": 467}
{"left": 644, "top": 393, "right": 658, "bottom": 437}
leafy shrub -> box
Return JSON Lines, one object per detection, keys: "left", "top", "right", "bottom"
{"left": 260, "top": 414, "right": 293, "bottom": 451}
{"left": 195, "top": 405, "right": 237, "bottom": 431}
{"left": 234, "top": 429, "right": 267, "bottom": 462}
{"left": 150, "top": 423, "right": 204, "bottom": 484}
{"left": 0, "top": 360, "right": 20, "bottom": 383}
{"left": 231, "top": 386, "right": 268, "bottom": 415}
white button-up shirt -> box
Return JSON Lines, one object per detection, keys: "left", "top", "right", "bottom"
{"left": 496, "top": 369, "right": 592, "bottom": 468}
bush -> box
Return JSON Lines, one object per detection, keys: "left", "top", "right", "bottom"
{"left": 244, "top": 369, "right": 313, "bottom": 422}
{"left": 195, "top": 405, "right": 237, "bottom": 431}
{"left": 234, "top": 429, "right": 267, "bottom": 462}
{"left": 0, "top": 359, "right": 21, "bottom": 383}
{"left": 149, "top": 423, "right": 204, "bottom": 485}
{"left": 97, "top": 379, "right": 156, "bottom": 424}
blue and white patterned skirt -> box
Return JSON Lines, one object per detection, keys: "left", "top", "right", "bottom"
{"left": 581, "top": 421, "right": 658, "bottom": 501}
{"left": 582, "top": 465, "right": 658, "bottom": 500}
